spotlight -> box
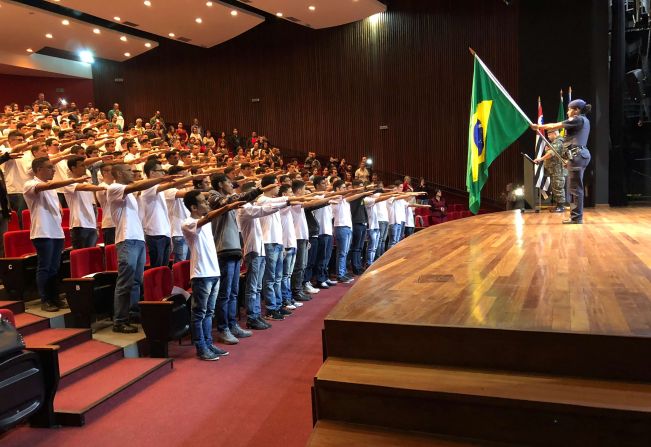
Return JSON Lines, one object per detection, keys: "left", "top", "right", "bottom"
{"left": 93, "top": 28, "right": 101, "bottom": 34}
{"left": 79, "top": 50, "right": 95, "bottom": 63}
{"left": 230, "top": 10, "right": 238, "bottom": 16}
{"left": 513, "top": 187, "right": 524, "bottom": 197}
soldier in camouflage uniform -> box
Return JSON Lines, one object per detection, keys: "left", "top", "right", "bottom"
{"left": 533, "top": 129, "right": 566, "bottom": 213}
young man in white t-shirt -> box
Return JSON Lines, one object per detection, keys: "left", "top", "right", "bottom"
{"left": 63, "top": 156, "right": 106, "bottom": 248}
{"left": 182, "top": 189, "right": 244, "bottom": 361}
{"left": 96, "top": 163, "right": 116, "bottom": 244}
{"left": 23, "top": 157, "right": 88, "bottom": 312}
{"left": 107, "top": 163, "right": 176, "bottom": 334}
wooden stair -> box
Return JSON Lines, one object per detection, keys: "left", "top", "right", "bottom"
{"left": 313, "top": 357, "right": 651, "bottom": 446}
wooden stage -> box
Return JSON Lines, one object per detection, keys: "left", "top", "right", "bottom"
{"left": 309, "top": 208, "right": 651, "bottom": 447}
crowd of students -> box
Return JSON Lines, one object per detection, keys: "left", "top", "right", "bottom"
{"left": 0, "top": 95, "right": 431, "bottom": 361}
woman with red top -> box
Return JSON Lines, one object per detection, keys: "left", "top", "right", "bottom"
{"left": 430, "top": 189, "right": 447, "bottom": 221}
{"left": 402, "top": 175, "right": 414, "bottom": 193}
{"left": 176, "top": 122, "right": 189, "bottom": 143}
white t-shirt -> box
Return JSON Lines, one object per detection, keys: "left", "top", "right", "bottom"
{"left": 107, "top": 183, "right": 144, "bottom": 243}
{"left": 312, "top": 194, "right": 333, "bottom": 236}
{"left": 23, "top": 178, "right": 64, "bottom": 239}
{"left": 164, "top": 188, "right": 189, "bottom": 238}
{"left": 404, "top": 201, "right": 415, "bottom": 227}
{"left": 256, "top": 195, "right": 286, "bottom": 245}
{"left": 182, "top": 217, "right": 220, "bottom": 279}
{"left": 290, "top": 204, "right": 309, "bottom": 240}
{"left": 3, "top": 151, "right": 34, "bottom": 194}
{"left": 375, "top": 199, "right": 389, "bottom": 222}
{"left": 63, "top": 184, "right": 96, "bottom": 229}
{"left": 237, "top": 202, "right": 285, "bottom": 257}
{"left": 364, "top": 196, "right": 379, "bottom": 230}
{"left": 279, "top": 206, "right": 297, "bottom": 249}
{"left": 139, "top": 186, "right": 171, "bottom": 237}
{"left": 96, "top": 182, "right": 115, "bottom": 229}
{"left": 332, "top": 199, "right": 352, "bottom": 228}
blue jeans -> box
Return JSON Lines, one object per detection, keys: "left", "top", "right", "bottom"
{"left": 334, "top": 226, "right": 352, "bottom": 278}
{"left": 145, "top": 235, "right": 171, "bottom": 267}
{"left": 568, "top": 149, "right": 591, "bottom": 222}
{"left": 114, "top": 240, "right": 146, "bottom": 324}
{"left": 304, "top": 236, "right": 319, "bottom": 284}
{"left": 350, "top": 223, "right": 367, "bottom": 274}
{"left": 388, "top": 223, "right": 403, "bottom": 249}
{"left": 71, "top": 227, "right": 97, "bottom": 249}
{"left": 171, "top": 236, "right": 189, "bottom": 264}
{"left": 366, "top": 228, "right": 380, "bottom": 265}
{"left": 263, "top": 243, "right": 283, "bottom": 311}
{"left": 291, "top": 239, "right": 309, "bottom": 297}
{"left": 190, "top": 276, "right": 219, "bottom": 353}
{"left": 376, "top": 221, "right": 389, "bottom": 258}
{"left": 404, "top": 226, "right": 415, "bottom": 238}
{"left": 216, "top": 257, "right": 240, "bottom": 331}
{"left": 32, "top": 238, "right": 64, "bottom": 303}
{"left": 282, "top": 247, "right": 296, "bottom": 302}
{"left": 244, "top": 253, "right": 265, "bottom": 319}
{"left": 316, "top": 234, "right": 333, "bottom": 283}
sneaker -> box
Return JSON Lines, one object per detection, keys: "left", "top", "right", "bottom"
{"left": 53, "top": 299, "right": 69, "bottom": 309}
{"left": 264, "top": 310, "right": 285, "bottom": 321}
{"left": 216, "top": 328, "right": 239, "bottom": 345}
{"left": 343, "top": 274, "right": 355, "bottom": 282}
{"left": 304, "top": 282, "right": 320, "bottom": 294}
{"left": 284, "top": 302, "right": 297, "bottom": 310}
{"left": 230, "top": 323, "right": 252, "bottom": 339}
{"left": 279, "top": 307, "right": 293, "bottom": 316}
{"left": 336, "top": 276, "right": 354, "bottom": 284}
{"left": 316, "top": 281, "right": 330, "bottom": 289}
{"left": 246, "top": 317, "right": 270, "bottom": 330}
{"left": 112, "top": 323, "right": 138, "bottom": 334}
{"left": 292, "top": 300, "right": 304, "bottom": 307}
{"left": 294, "top": 293, "right": 312, "bottom": 302}
{"left": 197, "top": 350, "right": 220, "bottom": 361}
{"left": 208, "top": 344, "right": 229, "bottom": 356}
{"left": 326, "top": 279, "right": 338, "bottom": 285}
{"left": 41, "top": 302, "right": 59, "bottom": 312}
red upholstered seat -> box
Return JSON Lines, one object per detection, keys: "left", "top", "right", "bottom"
{"left": 8, "top": 211, "right": 20, "bottom": 231}
{"left": 448, "top": 211, "right": 461, "bottom": 220}
{"left": 172, "top": 260, "right": 191, "bottom": 291}
{"left": 462, "top": 211, "right": 472, "bottom": 218}
{"left": 62, "top": 208, "right": 70, "bottom": 228}
{"left": 96, "top": 208, "right": 103, "bottom": 228}
{"left": 104, "top": 244, "right": 117, "bottom": 270}
{"left": 143, "top": 267, "right": 173, "bottom": 302}
{"left": 0, "top": 309, "right": 15, "bottom": 327}
{"left": 70, "top": 247, "right": 105, "bottom": 278}
{"left": 63, "top": 227, "right": 72, "bottom": 249}
{"left": 21, "top": 210, "right": 31, "bottom": 230}
{"left": 4, "top": 231, "right": 35, "bottom": 258}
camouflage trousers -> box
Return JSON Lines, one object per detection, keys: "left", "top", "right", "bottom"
{"left": 545, "top": 164, "right": 566, "bottom": 205}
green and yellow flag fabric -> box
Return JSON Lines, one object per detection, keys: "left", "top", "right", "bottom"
{"left": 557, "top": 89, "right": 565, "bottom": 137}
{"left": 466, "top": 55, "right": 530, "bottom": 214}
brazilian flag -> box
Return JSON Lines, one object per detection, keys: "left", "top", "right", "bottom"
{"left": 466, "top": 56, "right": 529, "bottom": 214}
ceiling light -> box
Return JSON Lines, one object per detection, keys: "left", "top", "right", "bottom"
{"left": 26, "top": 48, "right": 33, "bottom": 53}
{"left": 61, "top": 19, "right": 70, "bottom": 25}
{"left": 206, "top": 1, "right": 213, "bottom": 6}
{"left": 93, "top": 28, "right": 101, "bottom": 34}
{"left": 195, "top": 17, "right": 203, "bottom": 23}
{"left": 124, "top": 52, "right": 131, "bottom": 57}
{"left": 144, "top": 0, "right": 151, "bottom": 6}
{"left": 45, "top": 33, "right": 53, "bottom": 39}
{"left": 308, "top": 5, "right": 316, "bottom": 11}
{"left": 168, "top": 32, "right": 175, "bottom": 37}
{"left": 120, "top": 36, "right": 127, "bottom": 42}
{"left": 276, "top": 12, "right": 283, "bottom": 17}
{"left": 114, "top": 16, "right": 121, "bottom": 21}
{"left": 230, "top": 10, "right": 238, "bottom": 16}
{"left": 79, "top": 50, "right": 95, "bottom": 63}
{"left": 145, "top": 42, "right": 152, "bottom": 48}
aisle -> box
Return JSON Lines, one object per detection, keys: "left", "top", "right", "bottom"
{"left": 1, "top": 283, "right": 352, "bottom": 447}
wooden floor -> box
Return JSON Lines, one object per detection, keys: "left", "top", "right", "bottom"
{"left": 328, "top": 207, "right": 651, "bottom": 336}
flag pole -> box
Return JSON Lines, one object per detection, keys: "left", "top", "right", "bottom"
{"left": 468, "top": 48, "right": 565, "bottom": 162}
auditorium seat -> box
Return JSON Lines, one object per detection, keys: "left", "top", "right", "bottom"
{"left": 96, "top": 208, "right": 103, "bottom": 229}
{"left": 140, "top": 266, "right": 190, "bottom": 358}
{"left": 8, "top": 211, "right": 20, "bottom": 231}
{"left": 461, "top": 211, "right": 472, "bottom": 218}
{"left": 172, "top": 260, "right": 191, "bottom": 292}
{"left": 450, "top": 204, "right": 464, "bottom": 212}
{"left": 21, "top": 210, "right": 31, "bottom": 230}
{"left": 0, "top": 230, "right": 37, "bottom": 300}
{"left": 62, "top": 247, "right": 118, "bottom": 328}
{"left": 448, "top": 211, "right": 461, "bottom": 220}
{"left": 61, "top": 208, "right": 70, "bottom": 228}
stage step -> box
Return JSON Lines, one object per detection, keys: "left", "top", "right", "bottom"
{"left": 57, "top": 339, "right": 124, "bottom": 388}
{"left": 314, "top": 357, "right": 651, "bottom": 447}
{"left": 14, "top": 312, "right": 49, "bottom": 336}
{"left": 308, "top": 420, "right": 502, "bottom": 446}
{"left": 23, "top": 327, "right": 91, "bottom": 351}
{"left": 0, "top": 300, "right": 25, "bottom": 314}
{"left": 54, "top": 357, "right": 173, "bottom": 426}
{"left": 323, "top": 320, "right": 651, "bottom": 381}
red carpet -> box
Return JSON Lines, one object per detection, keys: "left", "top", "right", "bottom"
{"left": 1, "top": 283, "right": 351, "bottom": 447}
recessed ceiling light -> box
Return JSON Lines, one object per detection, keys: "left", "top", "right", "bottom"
{"left": 61, "top": 19, "right": 70, "bottom": 25}
{"left": 308, "top": 5, "right": 316, "bottom": 11}
{"left": 93, "top": 28, "right": 101, "bottom": 34}
{"left": 26, "top": 48, "right": 33, "bottom": 53}
{"left": 145, "top": 42, "right": 152, "bottom": 48}
{"left": 114, "top": 16, "right": 121, "bottom": 21}
{"left": 79, "top": 50, "right": 95, "bottom": 63}
{"left": 45, "top": 33, "right": 53, "bottom": 39}
{"left": 230, "top": 10, "right": 238, "bottom": 16}
{"left": 168, "top": 32, "right": 175, "bottom": 37}
{"left": 195, "top": 17, "right": 203, "bottom": 23}
{"left": 276, "top": 12, "right": 283, "bottom": 17}
{"left": 206, "top": 1, "right": 213, "bottom": 6}
{"left": 120, "top": 36, "right": 127, "bottom": 42}
{"left": 124, "top": 52, "right": 131, "bottom": 57}
{"left": 144, "top": 0, "right": 151, "bottom": 6}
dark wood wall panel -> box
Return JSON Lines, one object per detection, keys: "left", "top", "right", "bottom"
{"left": 92, "top": 0, "right": 520, "bottom": 201}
